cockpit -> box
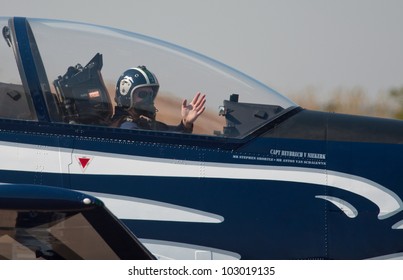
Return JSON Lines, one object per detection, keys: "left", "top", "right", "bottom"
{"left": 0, "top": 17, "right": 298, "bottom": 139}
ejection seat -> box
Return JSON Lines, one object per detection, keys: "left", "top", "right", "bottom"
{"left": 53, "top": 53, "right": 113, "bottom": 125}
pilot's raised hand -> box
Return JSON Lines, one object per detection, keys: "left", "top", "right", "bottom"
{"left": 181, "top": 92, "right": 206, "bottom": 129}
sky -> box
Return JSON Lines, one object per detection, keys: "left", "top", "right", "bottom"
{"left": 2, "top": 0, "right": 403, "bottom": 102}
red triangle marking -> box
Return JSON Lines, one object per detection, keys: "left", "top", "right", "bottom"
{"left": 78, "top": 157, "right": 91, "bottom": 169}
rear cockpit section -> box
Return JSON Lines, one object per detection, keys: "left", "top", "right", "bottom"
{"left": 4, "top": 17, "right": 61, "bottom": 123}
{"left": 53, "top": 53, "right": 113, "bottom": 125}
{"left": 2, "top": 18, "right": 113, "bottom": 126}
{"left": 1, "top": 20, "right": 38, "bottom": 121}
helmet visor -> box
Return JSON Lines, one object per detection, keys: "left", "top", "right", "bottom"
{"left": 131, "top": 86, "right": 157, "bottom": 114}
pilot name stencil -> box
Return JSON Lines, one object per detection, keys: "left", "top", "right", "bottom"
{"left": 233, "top": 149, "right": 326, "bottom": 166}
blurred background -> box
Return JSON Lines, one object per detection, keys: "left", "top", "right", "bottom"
{"left": 3, "top": 0, "right": 403, "bottom": 119}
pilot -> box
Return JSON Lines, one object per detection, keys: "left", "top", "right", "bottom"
{"left": 111, "top": 66, "right": 206, "bottom": 133}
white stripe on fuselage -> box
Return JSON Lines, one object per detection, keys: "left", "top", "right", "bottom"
{"left": 82, "top": 191, "right": 223, "bottom": 223}
{"left": 0, "top": 141, "right": 401, "bottom": 219}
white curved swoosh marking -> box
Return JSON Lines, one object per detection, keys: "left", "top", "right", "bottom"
{"left": 82, "top": 191, "right": 224, "bottom": 223}
{"left": 369, "top": 252, "right": 403, "bottom": 260}
{"left": 204, "top": 165, "right": 403, "bottom": 219}
{"left": 326, "top": 170, "right": 402, "bottom": 219}
{"left": 140, "top": 239, "right": 240, "bottom": 260}
{"left": 392, "top": 220, "right": 403, "bottom": 230}
{"left": 315, "top": 195, "right": 358, "bottom": 218}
